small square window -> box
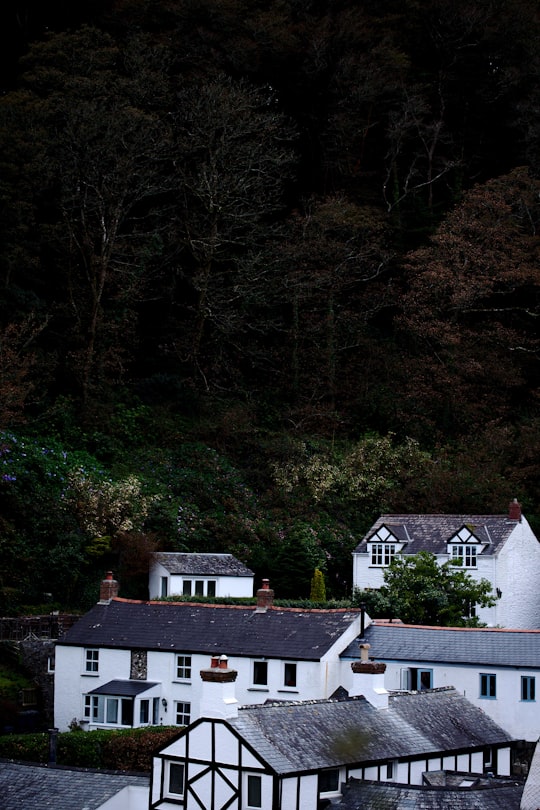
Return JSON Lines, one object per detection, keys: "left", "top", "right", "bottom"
{"left": 253, "top": 660, "right": 268, "bottom": 686}
{"left": 175, "top": 701, "right": 191, "bottom": 726}
{"left": 195, "top": 580, "right": 204, "bottom": 595}
{"left": 480, "top": 673, "right": 496, "bottom": 699}
{"left": 176, "top": 655, "right": 192, "bottom": 680}
{"left": 183, "top": 580, "right": 192, "bottom": 596}
{"left": 319, "top": 769, "right": 340, "bottom": 794}
{"left": 85, "top": 649, "right": 99, "bottom": 673}
{"left": 207, "top": 580, "right": 216, "bottom": 597}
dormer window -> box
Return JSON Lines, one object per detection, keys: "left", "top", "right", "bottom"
{"left": 451, "top": 544, "right": 477, "bottom": 567}
{"left": 448, "top": 527, "right": 480, "bottom": 567}
{"left": 371, "top": 543, "right": 396, "bottom": 566}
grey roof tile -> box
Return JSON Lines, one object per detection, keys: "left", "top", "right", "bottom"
{"left": 520, "top": 740, "right": 540, "bottom": 810}
{"left": 335, "top": 776, "right": 524, "bottom": 810}
{"left": 227, "top": 688, "right": 512, "bottom": 775}
{"left": 354, "top": 514, "right": 517, "bottom": 556}
{"left": 153, "top": 552, "right": 254, "bottom": 577}
{"left": 341, "top": 623, "right": 540, "bottom": 667}
{"left": 58, "top": 600, "right": 361, "bottom": 661}
{"left": 87, "top": 679, "right": 159, "bottom": 696}
{"left": 0, "top": 761, "right": 149, "bottom": 810}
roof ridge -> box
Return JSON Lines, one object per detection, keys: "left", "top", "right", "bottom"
{"left": 371, "top": 620, "right": 540, "bottom": 634}
{"left": 238, "top": 694, "right": 367, "bottom": 712}
{"left": 111, "top": 597, "right": 361, "bottom": 614}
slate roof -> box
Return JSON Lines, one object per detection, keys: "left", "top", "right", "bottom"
{"left": 88, "top": 679, "right": 159, "bottom": 696}
{"left": 353, "top": 514, "right": 520, "bottom": 556}
{"left": 152, "top": 552, "right": 254, "bottom": 577}
{"left": 341, "top": 622, "right": 540, "bottom": 668}
{"left": 226, "top": 688, "right": 512, "bottom": 775}
{"left": 58, "top": 599, "right": 361, "bottom": 661}
{"left": 335, "top": 776, "right": 524, "bottom": 810}
{"left": 0, "top": 760, "right": 149, "bottom": 810}
{"left": 520, "top": 739, "right": 540, "bottom": 810}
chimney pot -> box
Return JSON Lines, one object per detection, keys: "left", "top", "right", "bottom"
{"left": 210, "top": 655, "right": 220, "bottom": 668}
{"left": 359, "top": 643, "right": 371, "bottom": 663}
{"left": 509, "top": 498, "right": 522, "bottom": 522}
{"left": 99, "top": 571, "right": 119, "bottom": 603}
{"left": 219, "top": 655, "right": 229, "bottom": 670}
{"left": 256, "top": 579, "right": 274, "bottom": 611}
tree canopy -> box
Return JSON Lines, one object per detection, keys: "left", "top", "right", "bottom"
{"left": 0, "top": 0, "right": 540, "bottom": 613}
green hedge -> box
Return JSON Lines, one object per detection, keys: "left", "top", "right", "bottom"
{"left": 0, "top": 726, "right": 179, "bottom": 771}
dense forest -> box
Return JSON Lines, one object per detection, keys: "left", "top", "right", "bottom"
{"left": 0, "top": 0, "right": 539, "bottom": 613}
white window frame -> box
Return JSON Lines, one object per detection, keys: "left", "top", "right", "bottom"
{"left": 370, "top": 543, "right": 396, "bottom": 566}
{"left": 283, "top": 662, "right": 297, "bottom": 689}
{"left": 175, "top": 701, "right": 191, "bottom": 726}
{"left": 84, "top": 648, "right": 99, "bottom": 674}
{"left": 252, "top": 660, "right": 268, "bottom": 687}
{"left": 165, "top": 761, "right": 185, "bottom": 798}
{"left": 245, "top": 774, "right": 262, "bottom": 808}
{"left": 176, "top": 654, "right": 192, "bottom": 681}
{"left": 451, "top": 544, "right": 477, "bottom": 567}
{"left": 319, "top": 768, "right": 341, "bottom": 797}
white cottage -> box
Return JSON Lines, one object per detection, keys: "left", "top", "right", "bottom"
{"left": 352, "top": 499, "right": 540, "bottom": 628}
{"left": 150, "top": 662, "right": 514, "bottom": 810}
{"left": 148, "top": 552, "right": 254, "bottom": 599}
{"left": 53, "top": 577, "right": 362, "bottom": 732}
{"left": 341, "top": 620, "right": 540, "bottom": 742}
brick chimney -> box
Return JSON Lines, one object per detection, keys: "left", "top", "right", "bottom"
{"left": 256, "top": 578, "right": 274, "bottom": 612}
{"left": 200, "top": 655, "right": 239, "bottom": 719}
{"left": 99, "top": 571, "right": 119, "bottom": 603}
{"left": 350, "top": 643, "right": 388, "bottom": 709}
{"left": 509, "top": 498, "right": 522, "bottom": 522}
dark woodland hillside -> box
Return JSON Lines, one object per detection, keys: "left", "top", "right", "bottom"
{"left": 0, "top": 0, "right": 539, "bottom": 611}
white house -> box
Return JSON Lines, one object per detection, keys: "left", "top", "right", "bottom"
{"left": 53, "top": 577, "right": 362, "bottom": 732}
{"left": 341, "top": 620, "right": 540, "bottom": 742}
{"left": 148, "top": 552, "right": 254, "bottom": 599}
{"left": 149, "top": 659, "right": 515, "bottom": 810}
{"left": 352, "top": 499, "right": 540, "bottom": 628}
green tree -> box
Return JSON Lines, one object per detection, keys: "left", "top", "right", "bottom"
{"left": 310, "top": 568, "right": 326, "bottom": 602}
{"left": 361, "top": 551, "right": 496, "bottom": 626}
{"left": 2, "top": 27, "right": 176, "bottom": 406}
{"left": 397, "top": 167, "right": 540, "bottom": 441}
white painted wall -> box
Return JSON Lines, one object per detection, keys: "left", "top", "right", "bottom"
{"left": 379, "top": 658, "right": 540, "bottom": 741}
{"left": 97, "top": 786, "right": 149, "bottom": 810}
{"left": 54, "top": 642, "right": 353, "bottom": 731}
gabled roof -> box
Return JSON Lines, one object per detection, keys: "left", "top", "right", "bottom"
{"left": 335, "top": 776, "right": 523, "bottom": 810}
{"left": 58, "top": 599, "right": 360, "bottom": 661}
{"left": 0, "top": 761, "right": 149, "bottom": 810}
{"left": 341, "top": 622, "right": 540, "bottom": 667}
{"left": 225, "top": 688, "right": 512, "bottom": 775}
{"left": 152, "top": 552, "right": 254, "bottom": 577}
{"left": 354, "top": 514, "right": 520, "bottom": 556}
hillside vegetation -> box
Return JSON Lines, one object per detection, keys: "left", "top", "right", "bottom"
{"left": 0, "top": 0, "right": 539, "bottom": 612}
